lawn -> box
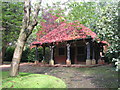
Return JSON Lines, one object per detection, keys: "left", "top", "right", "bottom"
{"left": 1, "top": 71, "right": 67, "bottom": 88}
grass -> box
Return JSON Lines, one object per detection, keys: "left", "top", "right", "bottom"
{"left": 1, "top": 71, "right": 67, "bottom": 88}
{"left": 73, "top": 65, "right": 119, "bottom": 88}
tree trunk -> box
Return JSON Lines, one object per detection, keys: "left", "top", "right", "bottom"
{"left": 10, "top": 0, "right": 41, "bottom": 76}
{"left": 2, "top": 45, "right": 7, "bottom": 64}
{"left": 0, "top": 41, "right": 7, "bottom": 65}
{"left": 0, "top": 51, "right": 2, "bottom": 65}
{"left": 10, "top": 30, "right": 27, "bottom": 76}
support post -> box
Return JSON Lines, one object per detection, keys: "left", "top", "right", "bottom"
{"left": 42, "top": 46, "right": 45, "bottom": 64}
{"left": 66, "top": 43, "right": 71, "bottom": 65}
{"left": 49, "top": 45, "right": 54, "bottom": 65}
{"left": 34, "top": 45, "right": 39, "bottom": 64}
{"left": 101, "top": 46, "right": 105, "bottom": 64}
{"left": 86, "top": 42, "right": 92, "bottom": 65}
{"left": 98, "top": 46, "right": 102, "bottom": 64}
{"left": 92, "top": 44, "right": 96, "bottom": 64}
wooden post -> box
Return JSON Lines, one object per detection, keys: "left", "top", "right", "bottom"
{"left": 49, "top": 45, "right": 54, "bottom": 65}
{"left": 86, "top": 42, "right": 91, "bottom": 65}
{"left": 101, "top": 46, "right": 105, "bottom": 64}
{"left": 98, "top": 45, "right": 103, "bottom": 64}
{"left": 34, "top": 45, "right": 39, "bottom": 64}
{"left": 92, "top": 44, "right": 96, "bottom": 64}
{"left": 66, "top": 43, "right": 71, "bottom": 65}
{"left": 42, "top": 46, "right": 45, "bottom": 64}
{"left": 98, "top": 45, "right": 105, "bottom": 64}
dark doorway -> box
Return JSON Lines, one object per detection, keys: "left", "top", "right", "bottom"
{"left": 77, "top": 46, "right": 86, "bottom": 62}
{"left": 70, "top": 47, "right": 75, "bottom": 64}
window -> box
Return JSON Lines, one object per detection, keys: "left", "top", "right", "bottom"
{"left": 77, "top": 46, "right": 85, "bottom": 55}
{"left": 59, "top": 48, "right": 65, "bottom": 55}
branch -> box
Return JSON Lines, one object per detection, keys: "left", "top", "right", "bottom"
{"left": 31, "top": 0, "right": 42, "bottom": 26}
{"left": 5, "top": 22, "right": 22, "bottom": 28}
{"left": 22, "top": 0, "right": 31, "bottom": 27}
{"left": 27, "top": 0, "right": 42, "bottom": 35}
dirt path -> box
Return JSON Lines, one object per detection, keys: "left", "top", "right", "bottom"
{"left": 1, "top": 63, "right": 118, "bottom": 88}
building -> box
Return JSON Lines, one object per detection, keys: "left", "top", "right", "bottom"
{"left": 31, "top": 21, "right": 108, "bottom": 65}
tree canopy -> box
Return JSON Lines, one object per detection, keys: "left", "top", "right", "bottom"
{"left": 2, "top": 2, "right": 24, "bottom": 45}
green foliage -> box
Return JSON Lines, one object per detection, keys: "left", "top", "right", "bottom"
{"left": 27, "top": 47, "right": 43, "bottom": 62}
{"left": 4, "top": 46, "right": 50, "bottom": 62}
{"left": 4, "top": 47, "right": 15, "bottom": 61}
{"left": 21, "top": 47, "right": 30, "bottom": 62}
{"left": 66, "top": 2, "right": 98, "bottom": 29}
{"left": 2, "top": 2, "right": 23, "bottom": 45}
{"left": 95, "top": 2, "right": 119, "bottom": 66}
{"left": 2, "top": 71, "right": 67, "bottom": 88}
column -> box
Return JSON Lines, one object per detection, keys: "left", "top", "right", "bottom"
{"left": 86, "top": 42, "right": 92, "bottom": 65}
{"left": 42, "top": 46, "right": 45, "bottom": 64}
{"left": 35, "top": 45, "right": 39, "bottom": 64}
{"left": 49, "top": 45, "right": 54, "bottom": 65}
{"left": 66, "top": 43, "right": 71, "bottom": 65}
{"left": 98, "top": 45, "right": 103, "bottom": 64}
{"left": 92, "top": 45, "right": 96, "bottom": 64}
{"left": 101, "top": 46, "right": 105, "bottom": 64}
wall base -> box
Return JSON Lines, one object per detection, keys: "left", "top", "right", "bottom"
{"left": 66, "top": 59, "right": 71, "bottom": 65}
{"left": 86, "top": 59, "right": 92, "bottom": 65}
{"left": 49, "top": 59, "right": 54, "bottom": 65}
{"left": 98, "top": 59, "right": 105, "bottom": 64}
{"left": 41, "top": 60, "right": 46, "bottom": 64}
{"left": 34, "top": 60, "right": 39, "bottom": 64}
{"left": 92, "top": 59, "right": 96, "bottom": 65}
{"left": 98, "top": 59, "right": 102, "bottom": 64}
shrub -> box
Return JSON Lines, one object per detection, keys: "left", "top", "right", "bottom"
{"left": 4, "top": 46, "right": 50, "bottom": 63}
{"left": 27, "top": 47, "right": 43, "bottom": 62}
{"left": 4, "top": 47, "right": 15, "bottom": 61}
{"left": 105, "top": 50, "right": 119, "bottom": 63}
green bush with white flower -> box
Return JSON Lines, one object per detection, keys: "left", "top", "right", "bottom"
{"left": 112, "top": 58, "right": 120, "bottom": 71}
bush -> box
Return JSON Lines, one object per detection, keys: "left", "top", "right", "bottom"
{"left": 4, "top": 47, "right": 15, "bottom": 61}
{"left": 27, "top": 47, "right": 43, "bottom": 62}
{"left": 4, "top": 46, "right": 50, "bottom": 63}
{"left": 105, "top": 50, "right": 119, "bottom": 63}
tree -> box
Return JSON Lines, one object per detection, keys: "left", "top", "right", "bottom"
{"left": 66, "top": 2, "right": 98, "bottom": 30}
{"left": 1, "top": 2, "right": 23, "bottom": 65}
{"left": 66, "top": 1, "right": 119, "bottom": 63}
{"left": 10, "top": 0, "right": 42, "bottom": 76}
{"left": 94, "top": 2, "right": 119, "bottom": 62}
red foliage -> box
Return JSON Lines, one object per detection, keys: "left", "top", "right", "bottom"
{"left": 100, "top": 41, "right": 110, "bottom": 46}
{"left": 36, "top": 16, "right": 59, "bottom": 40}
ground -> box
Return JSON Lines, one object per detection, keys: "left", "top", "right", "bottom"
{"left": 1, "top": 63, "right": 119, "bottom": 88}
{"left": 2, "top": 71, "right": 66, "bottom": 88}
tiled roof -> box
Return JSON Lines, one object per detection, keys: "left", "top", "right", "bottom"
{"left": 32, "top": 22, "right": 97, "bottom": 45}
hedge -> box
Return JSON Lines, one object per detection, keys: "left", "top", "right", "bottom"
{"left": 4, "top": 46, "right": 50, "bottom": 63}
